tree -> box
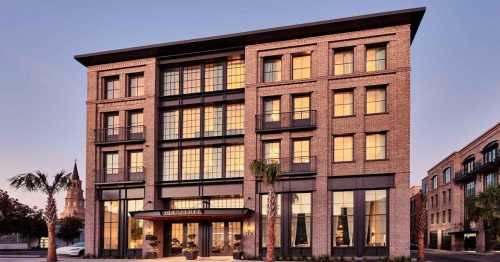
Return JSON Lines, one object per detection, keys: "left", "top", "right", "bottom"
{"left": 415, "top": 193, "right": 427, "bottom": 262}
{"left": 10, "top": 171, "right": 72, "bottom": 262}
{"left": 250, "top": 160, "right": 280, "bottom": 262}
{"left": 467, "top": 186, "right": 500, "bottom": 250}
{"left": 57, "top": 217, "right": 83, "bottom": 245}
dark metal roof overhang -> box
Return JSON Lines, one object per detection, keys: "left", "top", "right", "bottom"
{"left": 130, "top": 208, "right": 253, "bottom": 221}
{"left": 74, "top": 7, "right": 425, "bottom": 66}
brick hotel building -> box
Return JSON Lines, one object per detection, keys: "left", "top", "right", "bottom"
{"left": 75, "top": 8, "right": 424, "bottom": 258}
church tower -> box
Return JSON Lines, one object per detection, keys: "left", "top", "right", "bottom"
{"left": 60, "top": 162, "right": 85, "bottom": 219}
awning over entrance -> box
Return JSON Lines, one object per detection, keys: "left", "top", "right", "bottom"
{"left": 130, "top": 208, "right": 253, "bottom": 221}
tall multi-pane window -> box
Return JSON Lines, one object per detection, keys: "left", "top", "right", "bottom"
{"left": 162, "top": 150, "right": 179, "bottom": 181}
{"left": 465, "top": 181, "right": 475, "bottom": 199}
{"left": 431, "top": 175, "right": 438, "bottom": 190}
{"left": 182, "top": 108, "right": 201, "bottom": 138}
{"left": 128, "top": 111, "right": 143, "bottom": 135}
{"left": 161, "top": 68, "right": 180, "bottom": 96}
{"left": 365, "top": 190, "right": 387, "bottom": 247}
{"left": 464, "top": 158, "right": 475, "bottom": 173}
{"left": 443, "top": 167, "right": 451, "bottom": 184}
{"left": 264, "top": 98, "right": 280, "bottom": 122}
{"left": 436, "top": 213, "right": 440, "bottom": 224}
{"left": 484, "top": 172, "right": 497, "bottom": 190}
{"left": 366, "top": 87, "right": 386, "bottom": 114}
{"left": 105, "top": 113, "right": 119, "bottom": 136}
{"left": 103, "top": 200, "right": 119, "bottom": 250}
{"left": 161, "top": 110, "right": 179, "bottom": 140}
{"left": 442, "top": 210, "right": 446, "bottom": 223}
{"left": 204, "top": 63, "right": 223, "bottom": 92}
{"left": 261, "top": 194, "right": 281, "bottom": 247}
{"left": 484, "top": 146, "right": 497, "bottom": 163}
{"left": 128, "top": 73, "right": 144, "bottom": 97}
{"left": 448, "top": 209, "right": 451, "bottom": 223}
{"left": 291, "top": 193, "right": 311, "bottom": 247}
{"left": 183, "top": 65, "right": 201, "bottom": 94}
{"left": 366, "top": 133, "right": 386, "bottom": 160}
{"left": 292, "top": 55, "right": 311, "bottom": 80}
{"left": 182, "top": 148, "right": 200, "bottom": 180}
{"left": 293, "top": 95, "right": 310, "bottom": 120}
{"left": 204, "top": 105, "right": 223, "bottom": 137}
{"left": 264, "top": 141, "right": 280, "bottom": 163}
{"left": 104, "top": 76, "right": 119, "bottom": 99}
{"left": 263, "top": 57, "right": 282, "bottom": 82}
{"left": 366, "top": 45, "right": 386, "bottom": 72}
{"left": 127, "top": 199, "right": 144, "bottom": 249}
{"left": 203, "top": 147, "right": 222, "bottom": 179}
{"left": 104, "top": 152, "right": 119, "bottom": 175}
{"left": 332, "top": 191, "right": 354, "bottom": 247}
{"left": 334, "top": 136, "right": 354, "bottom": 162}
{"left": 226, "top": 145, "right": 244, "bottom": 178}
{"left": 128, "top": 151, "right": 143, "bottom": 174}
{"left": 293, "top": 139, "right": 310, "bottom": 163}
{"left": 226, "top": 103, "right": 244, "bottom": 135}
{"left": 333, "top": 49, "right": 354, "bottom": 75}
{"left": 227, "top": 59, "right": 245, "bottom": 89}
{"left": 333, "top": 91, "right": 354, "bottom": 117}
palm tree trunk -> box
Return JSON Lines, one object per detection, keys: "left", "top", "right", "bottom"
{"left": 266, "top": 188, "right": 276, "bottom": 262}
{"left": 45, "top": 194, "right": 58, "bottom": 262}
{"left": 417, "top": 230, "right": 425, "bottom": 262}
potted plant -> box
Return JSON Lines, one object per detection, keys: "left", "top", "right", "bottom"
{"left": 232, "top": 233, "right": 243, "bottom": 259}
{"left": 182, "top": 234, "right": 200, "bottom": 260}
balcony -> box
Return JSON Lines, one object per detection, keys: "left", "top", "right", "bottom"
{"left": 263, "top": 156, "right": 317, "bottom": 176}
{"left": 454, "top": 152, "right": 500, "bottom": 183}
{"left": 95, "top": 168, "right": 145, "bottom": 183}
{"left": 255, "top": 110, "right": 317, "bottom": 133}
{"left": 94, "top": 126, "right": 145, "bottom": 144}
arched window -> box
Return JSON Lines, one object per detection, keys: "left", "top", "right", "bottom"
{"left": 482, "top": 141, "right": 498, "bottom": 164}
{"left": 462, "top": 155, "right": 475, "bottom": 174}
{"left": 442, "top": 167, "right": 451, "bottom": 184}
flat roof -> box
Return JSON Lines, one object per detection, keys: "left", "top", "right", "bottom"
{"left": 74, "top": 7, "right": 425, "bottom": 67}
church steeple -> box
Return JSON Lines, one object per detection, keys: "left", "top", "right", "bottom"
{"left": 60, "top": 161, "right": 85, "bottom": 220}
{"left": 71, "top": 160, "right": 79, "bottom": 180}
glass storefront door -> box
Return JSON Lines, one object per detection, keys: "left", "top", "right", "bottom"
{"left": 211, "top": 222, "right": 242, "bottom": 256}
{"left": 168, "top": 223, "right": 200, "bottom": 256}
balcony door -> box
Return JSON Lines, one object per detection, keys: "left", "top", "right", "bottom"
{"left": 292, "top": 95, "right": 311, "bottom": 127}
{"left": 263, "top": 97, "right": 281, "bottom": 129}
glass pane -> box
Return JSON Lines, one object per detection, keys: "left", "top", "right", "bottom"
{"left": 291, "top": 193, "right": 311, "bottom": 247}
{"left": 227, "top": 59, "right": 245, "bottom": 89}
{"left": 162, "top": 150, "right": 179, "bottom": 181}
{"left": 127, "top": 199, "right": 144, "bottom": 249}
{"left": 182, "top": 148, "right": 200, "bottom": 180}
{"left": 365, "top": 190, "right": 387, "bottom": 247}
{"left": 226, "top": 145, "right": 244, "bottom": 177}
{"left": 212, "top": 222, "right": 224, "bottom": 254}
{"left": 182, "top": 108, "right": 201, "bottom": 138}
{"left": 203, "top": 147, "right": 222, "bottom": 179}
{"left": 293, "top": 139, "right": 310, "bottom": 163}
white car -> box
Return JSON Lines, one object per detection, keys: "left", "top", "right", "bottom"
{"left": 56, "top": 242, "right": 85, "bottom": 256}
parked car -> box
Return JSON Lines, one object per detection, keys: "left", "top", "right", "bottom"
{"left": 56, "top": 242, "right": 85, "bottom": 256}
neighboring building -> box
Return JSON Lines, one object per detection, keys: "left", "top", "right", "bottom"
{"left": 409, "top": 185, "right": 421, "bottom": 248}
{"left": 60, "top": 162, "right": 85, "bottom": 220}
{"left": 75, "top": 7, "right": 425, "bottom": 258}
{"left": 422, "top": 122, "right": 500, "bottom": 252}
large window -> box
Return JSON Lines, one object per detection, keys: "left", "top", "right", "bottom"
{"left": 261, "top": 194, "right": 281, "bottom": 247}
{"left": 263, "top": 57, "right": 282, "bottom": 82}
{"left": 366, "top": 45, "right": 386, "bottom": 72}
{"left": 128, "top": 73, "right": 144, "bottom": 97}
{"left": 162, "top": 150, "right": 179, "bottom": 181}
{"left": 104, "top": 76, "right": 119, "bottom": 99}
{"left": 264, "top": 98, "right": 280, "bottom": 122}
{"left": 204, "top": 105, "right": 223, "bottom": 137}
{"left": 127, "top": 199, "right": 144, "bottom": 249}
{"left": 333, "top": 191, "right": 354, "bottom": 247}
{"left": 128, "top": 111, "right": 143, "bottom": 135}
{"left": 333, "top": 91, "right": 354, "bottom": 117}
{"left": 293, "top": 139, "right": 310, "bottom": 163}
{"left": 105, "top": 113, "right": 119, "bottom": 136}
{"left": 183, "top": 65, "right": 201, "bottom": 94}
{"left": 161, "top": 68, "right": 180, "bottom": 96}
{"left": 484, "top": 146, "right": 497, "bottom": 163}
{"left": 104, "top": 152, "right": 119, "bottom": 175}
{"left": 431, "top": 175, "right": 438, "bottom": 190}
{"left": 226, "top": 103, "right": 244, "bottom": 135}
{"left": 103, "top": 200, "right": 119, "bottom": 250}
{"left": 227, "top": 59, "right": 245, "bottom": 89}
{"left": 465, "top": 181, "right": 475, "bottom": 199}
{"left": 170, "top": 199, "right": 203, "bottom": 209}
{"left": 366, "top": 87, "right": 386, "bottom": 114}
{"left": 204, "top": 63, "right": 223, "bottom": 92}
{"left": 161, "top": 110, "right": 179, "bottom": 140}
{"left": 210, "top": 197, "right": 244, "bottom": 208}
{"left": 464, "top": 158, "right": 475, "bottom": 173}
{"left": 293, "top": 95, "right": 310, "bottom": 120}
{"left": 484, "top": 172, "right": 497, "bottom": 190}
{"left": 292, "top": 54, "right": 311, "bottom": 80}
{"left": 334, "top": 49, "right": 354, "bottom": 75}
{"left": 264, "top": 141, "right": 280, "bottom": 162}
{"left": 443, "top": 167, "right": 451, "bottom": 184}
{"left": 226, "top": 145, "right": 244, "bottom": 178}
{"left": 182, "top": 108, "right": 201, "bottom": 138}
{"left": 365, "top": 190, "right": 387, "bottom": 247}
{"left": 182, "top": 148, "right": 200, "bottom": 180}
{"left": 366, "top": 133, "right": 386, "bottom": 160}
{"left": 334, "top": 136, "right": 354, "bottom": 162}
{"left": 204, "top": 147, "right": 223, "bottom": 179}
{"left": 128, "top": 151, "right": 143, "bottom": 174}
{"left": 291, "top": 193, "right": 311, "bottom": 247}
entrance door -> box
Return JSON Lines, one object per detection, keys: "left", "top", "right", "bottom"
{"left": 464, "top": 233, "right": 477, "bottom": 251}
{"left": 166, "top": 223, "right": 200, "bottom": 256}
{"left": 211, "top": 222, "right": 242, "bottom": 256}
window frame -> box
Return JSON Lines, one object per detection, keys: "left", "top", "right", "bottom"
{"left": 127, "top": 72, "right": 144, "bottom": 97}
{"left": 262, "top": 56, "right": 282, "bottom": 83}
{"left": 333, "top": 135, "right": 354, "bottom": 163}
{"left": 333, "top": 47, "right": 354, "bottom": 76}
{"left": 103, "top": 75, "right": 120, "bottom": 100}
{"left": 365, "top": 86, "right": 387, "bottom": 115}
{"left": 365, "top": 132, "right": 387, "bottom": 161}
{"left": 291, "top": 53, "right": 312, "bottom": 80}
{"left": 365, "top": 44, "right": 387, "bottom": 72}
{"left": 333, "top": 89, "right": 355, "bottom": 118}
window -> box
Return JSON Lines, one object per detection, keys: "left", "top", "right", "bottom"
{"left": 264, "top": 141, "right": 280, "bottom": 163}
{"left": 443, "top": 167, "right": 451, "bottom": 184}
{"left": 465, "top": 181, "right": 475, "bottom": 199}
{"left": 204, "top": 63, "right": 223, "bottom": 92}
{"left": 293, "top": 95, "right": 310, "bottom": 120}
{"left": 127, "top": 199, "right": 144, "bottom": 249}
{"left": 161, "top": 68, "right": 180, "bottom": 96}
{"left": 431, "top": 214, "right": 434, "bottom": 224}
{"left": 366, "top": 133, "right": 386, "bottom": 160}
{"left": 264, "top": 97, "right": 280, "bottom": 122}
{"left": 334, "top": 136, "right": 354, "bottom": 162}
{"left": 210, "top": 197, "right": 244, "bottom": 208}
{"left": 448, "top": 189, "right": 451, "bottom": 203}
{"left": 442, "top": 191, "right": 446, "bottom": 204}
{"left": 464, "top": 158, "right": 475, "bottom": 173}
{"left": 291, "top": 193, "right": 311, "bottom": 247}
{"left": 293, "top": 139, "right": 310, "bottom": 163}
{"left": 436, "top": 213, "right": 440, "bottom": 224}
{"left": 203, "top": 147, "right": 222, "bottom": 179}
{"left": 128, "top": 73, "right": 144, "bottom": 97}
{"left": 263, "top": 57, "right": 282, "bottom": 82}
{"left": 182, "top": 108, "right": 201, "bottom": 138}
{"left": 365, "top": 190, "right": 387, "bottom": 247}
{"left": 333, "top": 49, "right": 354, "bottom": 75}
{"left": 333, "top": 91, "right": 354, "bottom": 117}
{"left": 431, "top": 175, "right": 438, "bottom": 190}
{"left": 333, "top": 191, "right": 354, "bottom": 247}
{"left": 105, "top": 113, "right": 119, "bottom": 136}
{"left": 128, "top": 111, "right": 143, "bottom": 135}
{"left": 484, "top": 172, "right": 497, "bottom": 190}
{"left": 162, "top": 150, "right": 178, "bottom": 181}
{"left": 182, "top": 148, "right": 200, "bottom": 180}
{"left": 226, "top": 145, "right": 244, "bottom": 178}
{"left": 161, "top": 110, "right": 179, "bottom": 140}
{"left": 448, "top": 209, "right": 451, "bottom": 223}
{"left": 366, "top": 45, "right": 386, "bottom": 72}
{"left": 103, "top": 200, "right": 119, "bottom": 250}
{"left": 366, "top": 87, "right": 386, "bottom": 114}
{"left": 484, "top": 145, "right": 497, "bottom": 163}
{"left": 104, "top": 152, "right": 119, "bottom": 175}
{"left": 183, "top": 65, "right": 201, "bottom": 94}
{"left": 128, "top": 151, "right": 143, "bottom": 174}
{"left": 292, "top": 54, "right": 311, "bottom": 80}
{"left": 227, "top": 59, "right": 245, "bottom": 89}
{"left": 226, "top": 103, "right": 244, "bottom": 135}
{"left": 442, "top": 211, "right": 446, "bottom": 223}
{"left": 170, "top": 199, "right": 203, "bottom": 209}
{"left": 435, "top": 194, "right": 439, "bottom": 208}
{"left": 261, "top": 194, "right": 281, "bottom": 247}
{"left": 204, "top": 105, "right": 223, "bottom": 137}
{"left": 104, "top": 76, "right": 119, "bottom": 99}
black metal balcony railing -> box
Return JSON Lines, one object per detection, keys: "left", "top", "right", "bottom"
{"left": 263, "top": 156, "right": 317, "bottom": 175}
{"left": 454, "top": 152, "right": 499, "bottom": 183}
{"left": 255, "top": 110, "right": 317, "bottom": 132}
{"left": 95, "top": 167, "right": 145, "bottom": 183}
{"left": 94, "top": 126, "right": 145, "bottom": 144}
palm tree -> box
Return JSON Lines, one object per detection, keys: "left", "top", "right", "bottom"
{"left": 250, "top": 160, "right": 280, "bottom": 262}
{"left": 10, "top": 171, "right": 72, "bottom": 262}
{"left": 466, "top": 186, "right": 500, "bottom": 250}
{"left": 415, "top": 194, "right": 427, "bottom": 262}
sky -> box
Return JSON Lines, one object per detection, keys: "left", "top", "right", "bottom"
{"left": 0, "top": 0, "right": 499, "bottom": 210}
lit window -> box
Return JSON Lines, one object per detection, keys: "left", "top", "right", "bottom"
{"left": 183, "top": 65, "right": 201, "bottom": 94}
{"left": 226, "top": 103, "right": 244, "bottom": 135}
{"left": 182, "top": 148, "right": 200, "bottom": 180}
{"left": 128, "top": 111, "right": 143, "bottom": 135}
{"left": 128, "top": 151, "right": 143, "bottom": 174}
{"left": 210, "top": 197, "right": 244, "bottom": 208}
{"left": 105, "top": 113, "right": 119, "bottom": 136}
{"left": 333, "top": 191, "right": 354, "bottom": 247}
{"left": 128, "top": 73, "right": 144, "bottom": 97}
{"left": 366, "top": 87, "right": 386, "bottom": 114}
{"left": 334, "top": 49, "right": 354, "bottom": 75}
{"left": 103, "top": 200, "right": 119, "bottom": 250}
{"left": 170, "top": 199, "right": 203, "bottom": 209}
{"left": 264, "top": 141, "right": 280, "bottom": 163}
{"left": 291, "top": 193, "right": 311, "bottom": 247}
{"left": 264, "top": 98, "right": 280, "bottom": 122}
{"left": 333, "top": 91, "right": 354, "bottom": 117}
{"left": 261, "top": 194, "right": 281, "bottom": 247}
{"left": 127, "top": 199, "right": 144, "bottom": 249}
{"left": 161, "top": 68, "right": 180, "bottom": 96}
{"left": 204, "top": 63, "right": 223, "bottom": 92}
{"left": 227, "top": 59, "right": 245, "bottom": 89}
{"left": 293, "top": 95, "right": 310, "bottom": 120}
{"left": 161, "top": 110, "right": 179, "bottom": 140}
{"left": 292, "top": 55, "right": 311, "bottom": 80}
{"left": 366, "top": 133, "right": 386, "bottom": 160}
{"left": 366, "top": 45, "right": 386, "bottom": 72}
{"left": 226, "top": 145, "right": 244, "bottom": 178}
{"left": 104, "top": 152, "right": 119, "bottom": 175}
{"left": 203, "top": 147, "right": 222, "bottom": 179}
{"left": 263, "top": 57, "right": 281, "bottom": 82}
{"left": 334, "top": 136, "right": 353, "bottom": 162}
{"left": 365, "top": 190, "right": 387, "bottom": 247}
{"left": 104, "top": 76, "right": 119, "bottom": 99}
{"left": 293, "top": 139, "right": 310, "bottom": 163}
{"left": 182, "top": 108, "right": 201, "bottom": 138}
{"left": 204, "top": 105, "right": 223, "bottom": 137}
{"left": 162, "top": 150, "right": 178, "bottom": 181}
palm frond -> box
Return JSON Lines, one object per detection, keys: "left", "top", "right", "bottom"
{"left": 51, "top": 170, "right": 72, "bottom": 194}
{"left": 9, "top": 172, "right": 45, "bottom": 192}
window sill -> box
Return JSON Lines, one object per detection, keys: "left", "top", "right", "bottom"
{"left": 328, "top": 69, "right": 397, "bottom": 80}
{"left": 257, "top": 78, "right": 316, "bottom": 88}
{"left": 365, "top": 158, "right": 389, "bottom": 162}
{"left": 332, "top": 161, "right": 355, "bottom": 164}
{"left": 365, "top": 112, "right": 389, "bottom": 116}
{"left": 333, "top": 115, "right": 356, "bottom": 119}
{"left": 93, "top": 96, "right": 147, "bottom": 104}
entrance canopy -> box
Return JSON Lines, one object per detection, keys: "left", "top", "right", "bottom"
{"left": 130, "top": 208, "right": 253, "bottom": 222}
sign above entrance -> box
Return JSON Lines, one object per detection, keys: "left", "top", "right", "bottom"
{"left": 130, "top": 208, "right": 253, "bottom": 221}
